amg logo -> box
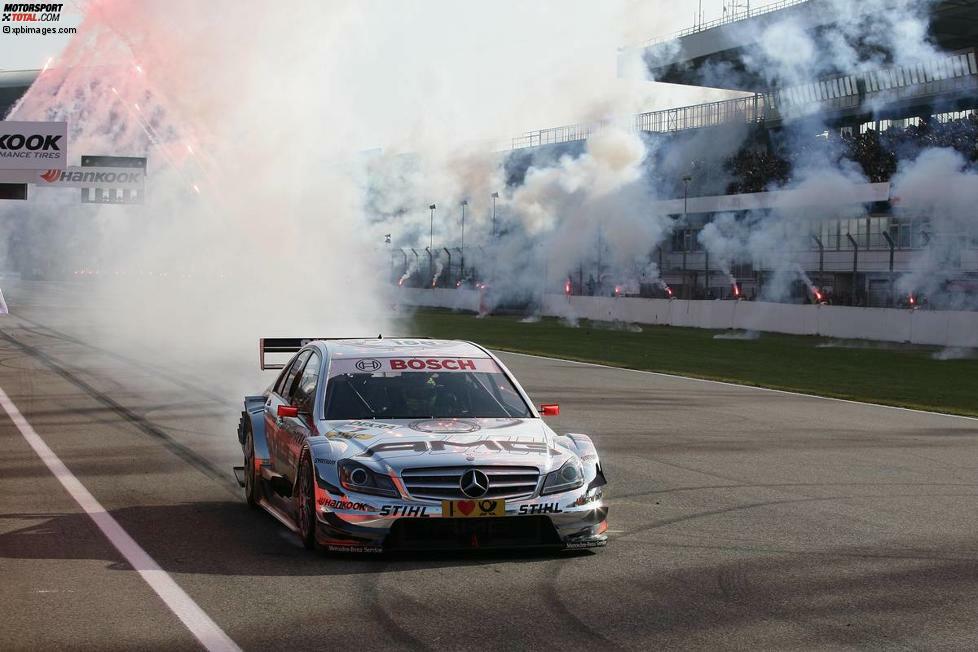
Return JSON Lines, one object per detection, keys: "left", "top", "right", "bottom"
{"left": 359, "top": 439, "right": 560, "bottom": 457}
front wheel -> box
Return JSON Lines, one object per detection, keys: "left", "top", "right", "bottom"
{"left": 296, "top": 453, "right": 317, "bottom": 550}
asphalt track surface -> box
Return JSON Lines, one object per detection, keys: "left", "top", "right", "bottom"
{"left": 2, "top": 281, "right": 978, "bottom": 651}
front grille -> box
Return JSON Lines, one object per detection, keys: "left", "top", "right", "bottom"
{"left": 400, "top": 466, "right": 540, "bottom": 501}
{"left": 386, "top": 516, "right": 562, "bottom": 551}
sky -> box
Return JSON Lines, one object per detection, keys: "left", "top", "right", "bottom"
{"left": 1, "top": 0, "right": 741, "bottom": 143}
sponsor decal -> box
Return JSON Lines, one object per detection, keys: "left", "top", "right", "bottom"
{"left": 574, "top": 488, "right": 603, "bottom": 507}
{"left": 390, "top": 358, "right": 475, "bottom": 371}
{"left": 325, "top": 430, "right": 374, "bottom": 441}
{"left": 360, "top": 439, "right": 560, "bottom": 457}
{"left": 442, "top": 499, "right": 506, "bottom": 518}
{"left": 0, "top": 121, "right": 66, "bottom": 169}
{"left": 565, "top": 539, "right": 606, "bottom": 550}
{"left": 318, "top": 497, "right": 377, "bottom": 512}
{"left": 36, "top": 167, "right": 144, "bottom": 188}
{"left": 379, "top": 504, "right": 429, "bottom": 517}
{"left": 314, "top": 458, "right": 335, "bottom": 465}
{"left": 355, "top": 358, "right": 382, "bottom": 372}
{"left": 580, "top": 454, "right": 598, "bottom": 462}
{"left": 329, "top": 357, "right": 499, "bottom": 377}
{"left": 410, "top": 418, "right": 480, "bottom": 434}
{"left": 519, "top": 502, "right": 564, "bottom": 515}
{"left": 347, "top": 420, "right": 397, "bottom": 430}
{"left": 326, "top": 544, "right": 384, "bottom": 553}
{"left": 0, "top": 134, "right": 61, "bottom": 151}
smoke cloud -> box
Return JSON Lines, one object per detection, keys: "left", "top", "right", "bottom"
{"left": 2, "top": 0, "right": 975, "bottom": 365}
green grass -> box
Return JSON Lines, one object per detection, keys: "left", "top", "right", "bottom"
{"left": 404, "top": 309, "right": 978, "bottom": 418}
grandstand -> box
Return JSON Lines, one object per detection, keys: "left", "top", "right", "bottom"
{"left": 504, "top": 0, "right": 978, "bottom": 308}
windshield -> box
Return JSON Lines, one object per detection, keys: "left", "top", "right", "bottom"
{"left": 324, "top": 357, "right": 533, "bottom": 420}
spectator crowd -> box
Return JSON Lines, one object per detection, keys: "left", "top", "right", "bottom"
{"left": 655, "top": 113, "right": 978, "bottom": 197}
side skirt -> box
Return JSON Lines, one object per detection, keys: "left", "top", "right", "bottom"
{"left": 257, "top": 497, "right": 300, "bottom": 533}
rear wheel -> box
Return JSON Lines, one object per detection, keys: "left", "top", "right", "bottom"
{"left": 243, "top": 424, "right": 258, "bottom": 509}
{"left": 296, "top": 453, "right": 317, "bottom": 550}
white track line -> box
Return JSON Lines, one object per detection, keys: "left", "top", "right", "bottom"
{"left": 500, "top": 350, "right": 978, "bottom": 423}
{"left": 0, "top": 386, "right": 241, "bottom": 652}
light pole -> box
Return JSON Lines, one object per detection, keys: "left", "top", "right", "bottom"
{"left": 491, "top": 192, "right": 499, "bottom": 238}
{"left": 682, "top": 175, "right": 692, "bottom": 298}
{"left": 428, "top": 204, "right": 436, "bottom": 283}
{"left": 460, "top": 200, "right": 468, "bottom": 282}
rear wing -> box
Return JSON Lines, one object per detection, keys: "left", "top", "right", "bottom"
{"left": 259, "top": 336, "right": 431, "bottom": 370}
{"left": 259, "top": 338, "right": 322, "bottom": 370}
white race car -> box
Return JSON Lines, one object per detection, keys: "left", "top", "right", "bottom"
{"left": 234, "top": 338, "right": 608, "bottom": 552}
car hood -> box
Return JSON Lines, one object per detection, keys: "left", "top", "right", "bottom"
{"left": 317, "top": 417, "right": 572, "bottom": 472}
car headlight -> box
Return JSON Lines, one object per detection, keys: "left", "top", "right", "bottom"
{"left": 338, "top": 460, "right": 398, "bottom": 497}
{"left": 541, "top": 458, "right": 585, "bottom": 495}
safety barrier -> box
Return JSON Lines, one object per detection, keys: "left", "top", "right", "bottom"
{"left": 397, "top": 288, "right": 978, "bottom": 348}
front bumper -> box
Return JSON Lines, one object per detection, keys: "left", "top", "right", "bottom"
{"left": 315, "top": 490, "right": 608, "bottom": 553}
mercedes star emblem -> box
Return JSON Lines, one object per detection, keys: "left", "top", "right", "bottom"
{"left": 459, "top": 469, "right": 490, "bottom": 498}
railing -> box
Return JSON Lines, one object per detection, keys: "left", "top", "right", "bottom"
{"left": 635, "top": 95, "right": 767, "bottom": 133}
{"left": 644, "top": 0, "right": 812, "bottom": 47}
{"left": 511, "top": 96, "right": 768, "bottom": 149}
{"left": 509, "top": 50, "right": 978, "bottom": 150}
{"left": 511, "top": 123, "right": 596, "bottom": 150}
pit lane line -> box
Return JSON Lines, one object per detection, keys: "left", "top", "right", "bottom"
{"left": 498, "top": 350, "right": 978, "bottom": 422}
{"left": 0, "top": 386, "right": 241, "bottom": 652}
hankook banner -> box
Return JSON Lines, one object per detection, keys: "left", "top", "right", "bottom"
{"left": 0, "top": 121, "right": 67, "bottom": 170}
{"left": 36, "top": 166, "right": 145, "bottom": 189}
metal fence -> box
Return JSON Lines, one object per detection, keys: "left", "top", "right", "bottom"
{"left": 508, "top": 50, "right": 978, "bottom": 149}
{"left": 643, "top": 0, "right": 812, "bottom": 47}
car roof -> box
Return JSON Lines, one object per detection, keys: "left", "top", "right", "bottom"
{"left": 317, "top": 338, "right": 491, "bottom": 359}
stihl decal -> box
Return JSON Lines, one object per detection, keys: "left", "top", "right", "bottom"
{"left": 519, "top": 503, "right": 563, "bottom": 515}
{"left": 379, "top": 505, "right": 429, "bottom": 517}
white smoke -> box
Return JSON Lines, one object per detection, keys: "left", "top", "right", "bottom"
{"left": 891, "top": 148, "right": 978, "bottom": 303}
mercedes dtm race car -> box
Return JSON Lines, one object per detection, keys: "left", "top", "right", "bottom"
{"left": 233, "top": 337, "right": 608, "bottom": 553}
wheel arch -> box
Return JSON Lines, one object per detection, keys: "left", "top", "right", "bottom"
{"left": 239, "top": 395, "right": 271, "bottom": 463}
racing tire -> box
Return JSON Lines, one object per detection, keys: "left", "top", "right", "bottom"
{"left": 296, "top": 452, "right": 318, "bottom": 550}
{"left": 243, "top": 423, "right": 259, "bottom": 509}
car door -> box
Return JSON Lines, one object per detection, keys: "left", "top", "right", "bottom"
{"left": 265, "top": 350, "right": 310, "bottom": 477}
{"left": 279, "top": 350, "right": 322, "bottom": 484}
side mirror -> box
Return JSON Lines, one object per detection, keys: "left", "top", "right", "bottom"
{"left": 540, "top": 404, "right": 560, "bottom": 417}
{"left": 277, "top": 405, "right": 299, "bottom": 418}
